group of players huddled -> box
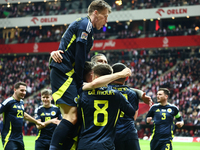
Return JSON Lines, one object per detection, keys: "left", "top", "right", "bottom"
{"left": 0, "top": 0, "right": 184, "bottom": 150}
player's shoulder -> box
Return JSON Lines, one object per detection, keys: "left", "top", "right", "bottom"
{"left": 51, "top": 104, "right": 60, "bottom": 110}
{"left": 34, "top": 105, "right": 43, "bottom": 113}
{"left": 167, "top": 103, "right": 179, "bottom": 110}
{"left": 150, "top": 103, "right": 160, "bottom": 109}
{"left": 77, "top": 17, "right": 92, "bottom": 33}
{"left": 2, "top": 97, "right": 15, "bottom": 105}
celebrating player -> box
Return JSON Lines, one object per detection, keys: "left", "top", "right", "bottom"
{"left": 0, "top": 82, "right": 44, "bottom": 150}
{"left": 34, "top": 89, "right": 62, "bottom": 150}
{"left": 49, "top": 1, "right": 111, "bottom": 149}
{"left": 146, "top": 88, "right": 184, "bottom": 150}
{"left": 77, "top": 64, "right": 136, "bottom": 150}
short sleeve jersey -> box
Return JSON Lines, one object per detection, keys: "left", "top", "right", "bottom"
{"left": 0, "top": 97, "right": 25, "bottom": 144}
{"left": 77, "top": 86, "right": 135, "bottom": 149}
{"left": 146, "top": 103, "right": 183, "bottom": 140}
{"left": 110, "top": 85, "right": 139, "bottom": 141}
{"left": 34, "top": 105, "right": 62, "bottom": 141}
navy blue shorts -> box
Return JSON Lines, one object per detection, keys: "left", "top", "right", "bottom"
{"left": 114, "top": 139, "right": 140, "bottom": 150}
{"left": 50, "top": 67, "right": 78, "bottom": 107}
{"left": 150, "top": 139, "right": 172, "bottom": 150}
{"left": 35, "top": 140, "right": 51, "bottom": 150}
{"left": 4, "top": 140, "right": 25, "bottom": 150}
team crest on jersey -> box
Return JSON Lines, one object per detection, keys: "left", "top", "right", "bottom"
{"left": 74, "top": 97, "right": 78, "bottom": 104}
{"left": 21, "top": 105, "right": 24, "bottom": 110}
{"left": 0, "top": 104, "right": 1, "bottom": 108}
{"left": 51, "top": 111, "right": 56, "bottom": 116}
{"left": 167, "top": 108, "right": 172, "bottom": 113}
{"left": 81, "top": 32, "right": 88, "bottom": 40}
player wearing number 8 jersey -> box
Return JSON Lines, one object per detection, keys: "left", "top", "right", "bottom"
{"left": 77, "top": 64, "right": 136, "bottom": 150}
{"left": 146, "top": 88, "right": 184, "bottom": 150}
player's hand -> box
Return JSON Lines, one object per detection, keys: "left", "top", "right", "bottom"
{"left": 51, "top": 50, "right": 64, "bottom": 63}
{"left": 36, "top": 120, "right": 45, "bottom": 127}
{"left": 51, "top": 117, "right": 61, "bottom": 125}
{"left": 119, "top": 68, "right": 131, "bottom": 78}
{"left": 146, "top": 117, "right": 152, "bottom": 124}
{"left": 176, "top": 121, "right": 184, "bottom": 128}
{"left": 142, "top": 93, "right": 153, "bottom": 107}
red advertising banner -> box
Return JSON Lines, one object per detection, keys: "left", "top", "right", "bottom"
{"left": 0, "top": 35, "right": 200, "bottom": 54}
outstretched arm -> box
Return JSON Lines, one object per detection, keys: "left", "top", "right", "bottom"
{"left": 36, "top": 117, "right": 61, "bottom": 130}
{"left": 24, "top": 112, "right": 45, "bottom": 127}
{"left": 83, "top": 68, "right": 131, "bottom": 91}
{"left": 131, "top": 88, "right": 152, "bottom": 106}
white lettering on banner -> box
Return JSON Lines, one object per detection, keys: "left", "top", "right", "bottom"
{"left": 103, "top": 40, "right": 116, "bottom": 49}
{"left": 31, "top": 17, "right": 57, "bottom": 24}
{"left": 156, "top": 8, "right": 187, "bottom": 17}
{"left": 94, "top": 42, "right": 103, "bottom": 48}
{"left": 33, "top": 43, "right": 38, "bottom": 52}
{"left": 163, "top": 37, "right": 169, "bottom": 47}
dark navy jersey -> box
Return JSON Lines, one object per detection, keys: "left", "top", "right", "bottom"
{"left": 34, "top": 105, "right": 62, "bottom": 141}
{"left": 110, "top": 85, "right": 139, "bottom": 141}
{"left": 146, "top": 103, "right": 183, "bottom": 141}
{"left": 50, "top": 16, "right": 94, "bottom": 88}
{"left": 0, "top": 97, "right": 25, "bottom": 145}
{"left": 77, "top": 86, "right": 135, "bottom": 150}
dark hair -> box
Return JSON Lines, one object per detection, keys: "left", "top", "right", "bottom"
{"left": 91, "top": 53, "right": 106, "bottom": 64}
{"left": 112, "top": 63, "right": 127, "bottom": 83}
{"left": 83, "top": 61, "right": 94, "bottom": 82}
{"left": 41, "top": 89, "right": 52, "bottom": 96}
{"left": 93, "top": 64, "right": 113, "bottom": 76}
{"left": 14, "top": 82, "right": 27, "bottom": 89}
{"left": 158, "top": 88, "right": 170, "bottom": 97}
{"left": 88, "top": 0, "right": 111, "bottom": 15}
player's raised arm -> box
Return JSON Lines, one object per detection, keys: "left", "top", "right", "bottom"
{"left": 82, "top": 67, "right": 131, "bottom": 91}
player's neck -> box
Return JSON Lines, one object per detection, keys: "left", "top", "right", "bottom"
{"left": 12, "top": 94, "right": 20, "bottom": 101}
{"left": 160, "top": 101, "right": 168, "bottom": 106}
{"left": 111, "top": 81, "right": 124, "bottom": 85}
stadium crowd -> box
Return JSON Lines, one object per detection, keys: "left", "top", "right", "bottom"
{"left": 0, "top": 0, "right": 199, "bottom": 18}
{"left": 1, "top": 20, "right": 199, "bottom": 45}
{"left": 0, "top": 48, "right": 199, "bottom": 137}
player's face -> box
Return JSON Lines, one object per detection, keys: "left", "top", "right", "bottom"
{"left": 41, "top": 94, "right": 52, "bottom": 108}
{"left": 95, "top": 56, "right": 108, "bottom": 64}
{"left": 95, "top": 9, "right": 109, "bottom": 30}
{"left": 157, "top": 91, "right": 167, "bottom": 103}
{"left": 14, "top": 85, "right": 27, "bottom": 100}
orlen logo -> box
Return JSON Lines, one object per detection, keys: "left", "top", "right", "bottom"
{"left": 156, "top": 8, "right": 187, "bottom": 17}
{"left": 156, "top": 9, "right": 165, "bottom": 17}
{"left": 31, "top": 17, "right": 39, "bottom": 24}
{"left": 31, "top": 17, "right": 57, "bottom": 24}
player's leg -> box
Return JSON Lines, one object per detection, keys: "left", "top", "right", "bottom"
{"left": 4, "top": 141, "right": 25, "bottom": 150}
{"left": 50, "top": 104, "right": 77, "bottom": 149}
{"left": 150, "top": 139, "right": 160, "bottom": 150}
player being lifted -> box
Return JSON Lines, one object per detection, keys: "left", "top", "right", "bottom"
{"left": 49, "top": 1, "right": 111, "bottom": 149}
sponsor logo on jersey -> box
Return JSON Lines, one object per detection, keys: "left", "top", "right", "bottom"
{"left": 161, "top": 109, "right": 166, "bottom": 112}
{"left": 41, "top": 112, "right": 45, "bottom": 116}
{"left": 51, "top": 111, "right": 56, "bottom": 116}
{"left": 167, "top": 108, "right": 172, "bottom": 113}
{"left": 13, "top": 105, "right": 17, "bottom": 108}
{"left": 18, "top": 106, "right": 21, "bottom": 109}
{"left": 46, "top": 113, "right": 50, "bottom": 116}
{"left": 81, "top": 32, "right": 88, "bottom": 40}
